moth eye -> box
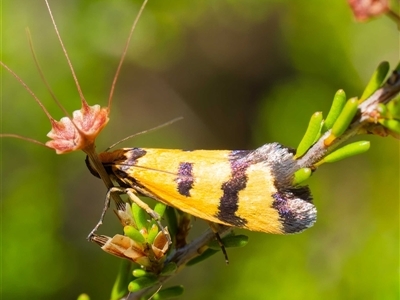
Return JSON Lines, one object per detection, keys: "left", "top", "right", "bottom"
{"left": 85, "top": 155, "right": 100, "bottom": 178}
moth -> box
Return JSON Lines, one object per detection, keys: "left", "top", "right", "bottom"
{"left": 88, "top": 144, "right": 317, "bottom": 235}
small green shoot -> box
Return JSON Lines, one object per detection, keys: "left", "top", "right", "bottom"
{"left": 131, "top": 203, "right": 149, "bottom": 231}
{"left": 296, "top": 112, "right": 323, "bottom": 158}
{"left": 152, "top": 286, "right": 185, "bottom": 300}
{"left": 322, "top": 89, "right": 347, "bottom": 132}
{"left": 293, "top": 168, "right": 312, "bottom": 185}
{"left": 124, "top": 225, "right": 146, "bottom": 243}
{"left": 315, "top": 141, "right": 370, "bottom": 166}
{"left": 360, "top": 61, "right": 390, "bottom": 102}
{"left": 77, "top": 294, "right": 90, "bottom": 300}
{"left": 325, "top": 97, "right": 359, "bottom": 146}
{"left": 128, "top": 276, "right": 158, "bottom": 292}
{"left": 160, "top": 263, "right": 178, "bottom": 276}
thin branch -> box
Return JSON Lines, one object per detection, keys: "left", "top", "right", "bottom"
{"left": 296, "top": 68, "right": 400, "bottom": 169}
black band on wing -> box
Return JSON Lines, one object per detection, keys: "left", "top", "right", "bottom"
{"left": 215, "top": 151, "right": 249, "bottom": 227}
{"left": 175, "top": 162, "right": 194, "bottom": 197}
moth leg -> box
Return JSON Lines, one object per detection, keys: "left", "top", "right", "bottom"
{"left": 124, "top": 188, "right": 172, "bottom": 245}
{"left": 87, "top": 186, "right": 121, "bottom": 240}
{"left": 208, "top": 222, "right": 229, "bottom": 264}
{"left": 87, "top": 187, "right": 171, "bottom": 244}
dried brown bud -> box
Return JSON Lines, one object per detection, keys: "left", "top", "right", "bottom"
{"left": 115, "top": 204, "right": 135, "bottom": 227}
{"left": 93, "top": 234, "right": 151, "bottom": 266}
{"left": 92, "top": 230, "right": 170, "bottom": 268}
{"left": 46, "top": 102, "right": 109, "bottom": 154}
{"left": 151, "top": 231, "right": 170, "bottom": 259}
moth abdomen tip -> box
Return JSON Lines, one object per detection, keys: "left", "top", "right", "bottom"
{"left": 272, "top": 187, "right": 317, "bottom": 234}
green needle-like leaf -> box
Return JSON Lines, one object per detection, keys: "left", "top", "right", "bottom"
{"left": 323, "top": 89, "right": 347, "bottom": 132}
{"left": 132, "top": 269, "right": 149, "bottom": 278}
{"left": 379, "top": 119, "right": 400, "bottom": 133}
{"left": 77, "top": 294, "right": 90, "bottom": 300}
{"left": 160, "top": 262, "right": 178, "bottom": 276}
{"left": 132, "top": 203, "right": 149, "bottom": 231}
{"left": 296, "top": 112, "right": 323, "bottom": 158}
{"left": 316, "top": 141, "right": 370, "bottom": 166}
{"left": 186, "top": 248, "right": 219, "bottom": 266}
{"left": 386, "top": 98, "right": 400, "bottom": 119}
{"left": 209, "top": 234, "right": 249, "bottom": 249}
{"left": 360, "top": 61, "right": 390, "bottom": 102}
{"left": 164, "top": 207, "right": 178, "bottom": 238}
{"left": 124, "top": 225, "right": 146, "bottom": 243}
{"left": 325, "top": 97, "right": 359, "bottom": 146}
{"left": 147, "top": 224, "right": 160, "bottom": 244}
{"left": 128, "top": 277, "right": 158, "bottom": 292}
{"left": 154, "top": 203, "right": 167, "bottom": 218}
{"left": 153, "top": 286, "right": 184, "bottom": 300}
{"left": 293, "top": 168, "right": 312, "bottom": 185}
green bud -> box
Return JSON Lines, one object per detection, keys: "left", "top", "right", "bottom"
{"left": 379, "top": 119, "right": 400, "bottom": 134}
{"left": 132, "top": 203, "right": 149, "bottom": 230}
{"left": 326, "top": 97, "right": 359, "bottom": 145}
{"left": 132, "top": 268, "right": 149, "bottom": 278}
{"left": 186, "top": 248, "right": 219, "bottom": 266}
{"left": 153, "top": 286, "right": 184, "bottom": 300}
{"left": 386, "top": 98, "right": 400, "bottom": 119}
{"left": 77, "top": 294, "right": 90, "bottom": 300}
{"left": 154, "top": 203, "right": 167, "bottom": 218}
{"left": 164, "top": 207, "right": 178, "bottom": 238}
{"left": 360, "top": 61, "right": 390, "bottom": 102}
{"left": 296, "top": 112, "right": 323, "bottom": 158}
{"left": 124, "top": 225, "right": 146, "bottom": 243}
{"left": 323, "top": 89, "right": 347, "bottom": 132}
{"left": 224, "top": 234, "right": 248, "bottom": 248}
{"left": 160, "top": 262, "right": 178, "bottom": 276}
{"left": 128, "top": 277, "right": 158, "bottom": 292}
{"left": 209, "top": 234, "right": 249, "bottom": 250}
{"left": 316, "top": 141, "right": 370, "bottom": 166}
{"left": 293, "top": 168, "right": 312, "bottom": 185}
{"left": 377, "top": 103, "right": 389, "bottom": 118}
{"left": 147, "top": 224, "right": 159, "bottom": 244}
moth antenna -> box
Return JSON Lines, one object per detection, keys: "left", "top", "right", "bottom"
{"left": 105, "top": 116, "right": 183, "bottom": 152}
{"left": 0, "top": 134, "right": 48, "bottom": 148}
{"left": 26, "top": 27, "right": 71, "bottom": 119}
{"left": 0, "top": 133, "right": 49, "bottom": 148}
{"left": 0, "top": 61, "right": 56, "bottom": 124}
{"left": 107, "top": 0, "right": 149, "bottom": 112}
{"left": 44, "top": 0, "right": 88, "bottom": 111}
{"left": 104, "top": 161, "right": 198, "bottom": 184}
{"left": 43, "top": 0, "right": 103, "bottom": 152}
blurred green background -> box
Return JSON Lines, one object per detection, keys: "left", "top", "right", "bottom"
{"left": 1, "top": 0, "right": 398, "bottom": 299}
